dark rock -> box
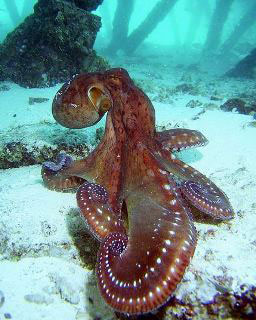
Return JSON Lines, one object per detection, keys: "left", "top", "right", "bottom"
{"left": 29, "top": 97, "right": 49, "bottom": 105}
{"left": 226, "top": 48, "right": 256, "bottom": 79}
{"left": 186, "top": 100, "right": 203, "bottom": 108}
{"left": 210, "top": 95, "right": 222, "bottom": 101}
{"left": 220, "top": 98, "right": 249, "bottom": 114}
{"left": 0, "top": 0, "right": 108, "bottom": 88}
{"left": 0, "top": 290, "right": 4, "bottom": 308}
{"left": 64, "top": 0, "right": 104, "bottom": 11}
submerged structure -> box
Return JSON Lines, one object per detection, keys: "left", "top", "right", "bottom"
{"left": 0, "top": 0, "right": 107, "bottom": 87}
{"left": 226, "top": 47, "right": 256, "bottom": 78}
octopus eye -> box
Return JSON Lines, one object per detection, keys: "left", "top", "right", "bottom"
{"left": 88, "top": 86, "right": 112, "bottom": 115}
{"left": 88, "top": 86, "right": 102, "bottom": 107}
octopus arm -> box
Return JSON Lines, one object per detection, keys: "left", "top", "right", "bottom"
{"left": 41, "top": 153, "right": 86, "bottom": 190}
{"left": 96, "top": 191, "right": 197, "bottom": 315}
{"left": 156, "top": 128, "right": 208, "bottom": 151}
{"left": 162, "top": 158, "right": 234, "bottom": 220}
{"left": 77, "top": 182, "right": 125, "bottom": 241}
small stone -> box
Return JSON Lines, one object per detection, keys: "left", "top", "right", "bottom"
{"left": 186, "top": 100, "right": 203, "bottom": 108}
{"left": 0, "top": 290, "right": 5, "bottom": 308}
{"left": 4, "top": 313, "right": 12, "bottom": 319}
{"left": 24, "top": 293, "right": 53, "bottom": 305}
{"left": 28, "top": 97, "right": 49, "bottom": 105}
{"left": 210, "top": 95, "right": 222, "bottom": 101}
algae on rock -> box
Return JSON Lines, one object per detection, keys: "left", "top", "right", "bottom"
{"left": 0, "top": 0, "right": 108, "bottom": 87}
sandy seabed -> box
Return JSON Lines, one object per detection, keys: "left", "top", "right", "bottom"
{"left": 0, "top": 57, "right": 256, "bottom": 319}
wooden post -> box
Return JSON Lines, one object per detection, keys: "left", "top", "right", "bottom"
{"left": 123, "top": 0, "right": 179, "bottom": 54}
{"left": 105, "top": 0, "right": 135, "bottom": 56}
{"left": 203, "top": 0, "right": 234, "bottom": 54}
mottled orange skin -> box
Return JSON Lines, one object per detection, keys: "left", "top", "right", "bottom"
{"left": 42, "top": 68, "right": 234, "bottom": 315}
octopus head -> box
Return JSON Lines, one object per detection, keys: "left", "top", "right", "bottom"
{"left": 52, "top": 72, "right": 112, "bottom": 129}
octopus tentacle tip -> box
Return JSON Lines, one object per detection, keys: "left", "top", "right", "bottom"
{"left": 42, "top": 152, "right": 84, "bottom": 190}
{"left": 41, "top": 67, "right": 234, "bottom": 315}
{"left": 181, "top": 180, "right": 234, "bottom": 220}
{"left": 157, "top": 128, "right": 209, "bottom": 152}
{"left": 97, "top": 229, "right": 195, "bottom": 314}
{"left": 42, "top": 152, "right": 73, "bottom": 172}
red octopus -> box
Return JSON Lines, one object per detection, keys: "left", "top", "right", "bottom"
{"left": 42, "top": 68, "right": 234, "bottom": 315}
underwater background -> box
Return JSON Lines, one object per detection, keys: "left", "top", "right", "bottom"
{"left": 0, "top": 0, "right": 256, "bottom": 319}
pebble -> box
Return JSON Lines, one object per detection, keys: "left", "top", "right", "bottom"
{"left": 24, "top": 293, "right": 53, "bottom": 305}
{"left": 0, "top": 290, "right": 5, "bottom": 308}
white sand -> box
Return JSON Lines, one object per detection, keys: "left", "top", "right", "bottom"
{"left": 0, "top": 63, "right": 256, "bottom": 319}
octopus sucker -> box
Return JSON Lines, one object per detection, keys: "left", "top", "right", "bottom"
{"left": 180, "top": 180, "right": 234, "bottom": 220}
{"left": 95, "top": 192, "right": 197, "bottom": 314}
{"left": 41, "top": 68, "right": 234, "bottom": 315}
{"left": 76, "top": 182, "right": 125, "bottom": 241}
